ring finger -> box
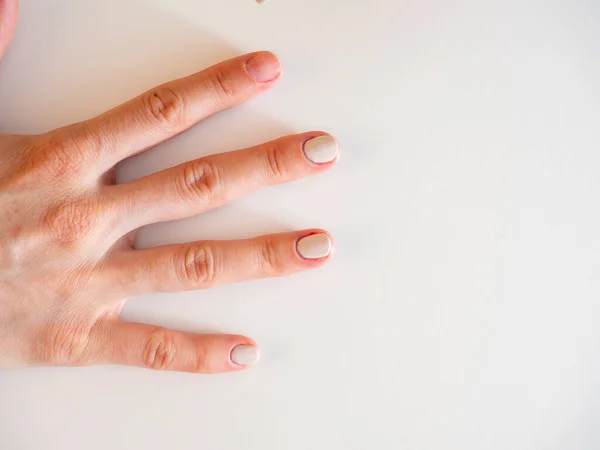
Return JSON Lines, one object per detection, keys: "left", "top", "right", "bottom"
{"left": 108, "top": 230, "right": 334, "bottom": 296}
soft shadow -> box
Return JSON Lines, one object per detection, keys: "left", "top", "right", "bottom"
{"left": 0, "top": 0, "right": 294, "bottom": 145}
{"left": 1, "top": 0, "right": 240, "bottom": 131}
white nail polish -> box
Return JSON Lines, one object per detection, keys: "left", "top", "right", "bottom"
{"left": 231, "top": 345, "right": 260, "bottom": 365}
{"left": 296, "top": 234, "right": 332, "bottom": 259}
{"left": 303, "top": 136, "right": 338, "bottom": 164}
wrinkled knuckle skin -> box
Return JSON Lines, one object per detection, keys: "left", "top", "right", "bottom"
{"left": 144, "top": 87, "right": 186, "bottom": 130}
{"left": 29, "top": 133, "right": 86, "bottom": 180}
{"left": 38, "top": 321, "right": 93, "bottom": 366}
{"left": 177, "top": 160, "right": 220, "bottom": 203}
{"left": 208, "top": 67, "right": 236, "bottom": 100}
{"left": 143, "top": 329, "right": 178, "bottom": 371}
{"left": 265, "top": 144, "right": 288, "bottom": 180}
{"left": 193, "top": 343, "right": 209, "bottom": 373}
{"left": 260, "top": 240, "right": 283, "bottom": 275}
{"left": 180, "top": 245, "right": 218, "bottom": 287}
{"left": 42, "top": 199, "right": 99, "bottom": 244}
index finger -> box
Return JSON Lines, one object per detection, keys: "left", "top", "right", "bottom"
{"left": 75, "top": 51, "right": 282, "bottom": 173}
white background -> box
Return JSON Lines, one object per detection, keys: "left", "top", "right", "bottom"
{"left": 1, "top": 1, "right": 599, "bottom": 449}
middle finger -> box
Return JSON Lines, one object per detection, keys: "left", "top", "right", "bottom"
{"left": 111, "top": 132, "right": 339, "bottom": 233}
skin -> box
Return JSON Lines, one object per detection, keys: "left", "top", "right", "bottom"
{"left": 0, "top": 1, "right": 337, "bottom": 373}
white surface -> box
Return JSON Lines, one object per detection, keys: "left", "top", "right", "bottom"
{"left": 1, "top": 1, "right": 600, "bottom": 449}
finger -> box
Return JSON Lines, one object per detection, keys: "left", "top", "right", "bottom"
{"left": 74, "top": 51, "right": 282, "bottom": 172}
{"left": 108, "top": 230, "right": 334, "bottom": 295}
{"left": 88, "top": 320, "right": 258, "bottom": 373}
{"left": 0, "top": 0, "right": 18, "bottom": 59}
{"left": 113, "top": 133, "right": 339, "bottom": 231}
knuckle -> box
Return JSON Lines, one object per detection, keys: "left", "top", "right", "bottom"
{"left": 177, "top": 160, "right": 220, "bottom": 203}
{"left": 42, "top": 198, "right": 99, "bottom": 244}
{"left": 192, "top": 342, "right": 210, "bottom": 373}
{"left": 179, "top": 244, "right": 219, "bottom": 286}
{"left": 37, "top": 320, "right": 93, "bottom": 366}
{"left": 142, "top": 329, "right": 177, "bottom": 371}
{"left": 144, "top": 86, "right": 187, "bottom": 130}
{"left": 30, "top": 132, "right": 86, "bottom": 179}
{"left": 259, "top": 239, "right": 283, "bottom": 274}
{"left": 206, "top": 67, "right": 238, "bottom": 102}
{"left": 265, "top": 144, "right": 288, "bottom": 180}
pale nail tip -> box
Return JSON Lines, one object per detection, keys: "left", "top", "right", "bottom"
{"left": 297, "top": 234, "right": 332, "bottom": 260}
{"left": 303, "top": 135, "right": 338, "bottom": 164}
{"left": 231, "top": 345, "right": 260, "bottom": 366}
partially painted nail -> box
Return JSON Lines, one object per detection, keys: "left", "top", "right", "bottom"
{"left": 296, "top": 234, "right": 332, "bottom": 260}
{"left": 303, "top": 135, "right": 339, "bottom": 164}
{"left": 231, "top": 345, "right": 260, "bottom": 366}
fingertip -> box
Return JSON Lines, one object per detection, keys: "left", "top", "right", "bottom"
{"left": 301, "top": 133, "right": 340, "bottom": 165}
{"left": 229, "top": 337, "right": 260, "bottom": 369}
{"left": 245, "top": 51, "right": 282, "bottom": 83}
{"left": 231, "top": 345, "right": 260, "bottom": 368}
{"left": 296, "top": 230, "right": 335, "bottom": 262}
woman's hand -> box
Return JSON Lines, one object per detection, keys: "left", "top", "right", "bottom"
{"left": 0, "top": 1, "right": 338, "bottom": 373}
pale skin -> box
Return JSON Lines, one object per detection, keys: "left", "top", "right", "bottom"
{"left": 0, "top": 0, "right": 337, "bottom": 373}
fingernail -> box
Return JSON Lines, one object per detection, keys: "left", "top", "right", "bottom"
{"left": 231, "top": 345, "right": 260, "bottom": 366}
{"left": 296, "top": 233, "right": 332, "bottom": 260}
{"left": 245, "top": 52, "right": 281, "bottom": 82}
{"left": 303, "top": 135, "right": 339, "bottom": 164}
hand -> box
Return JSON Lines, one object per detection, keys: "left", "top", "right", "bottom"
{"left": 0, "top": 1, "right": 338, "bottom": 373}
